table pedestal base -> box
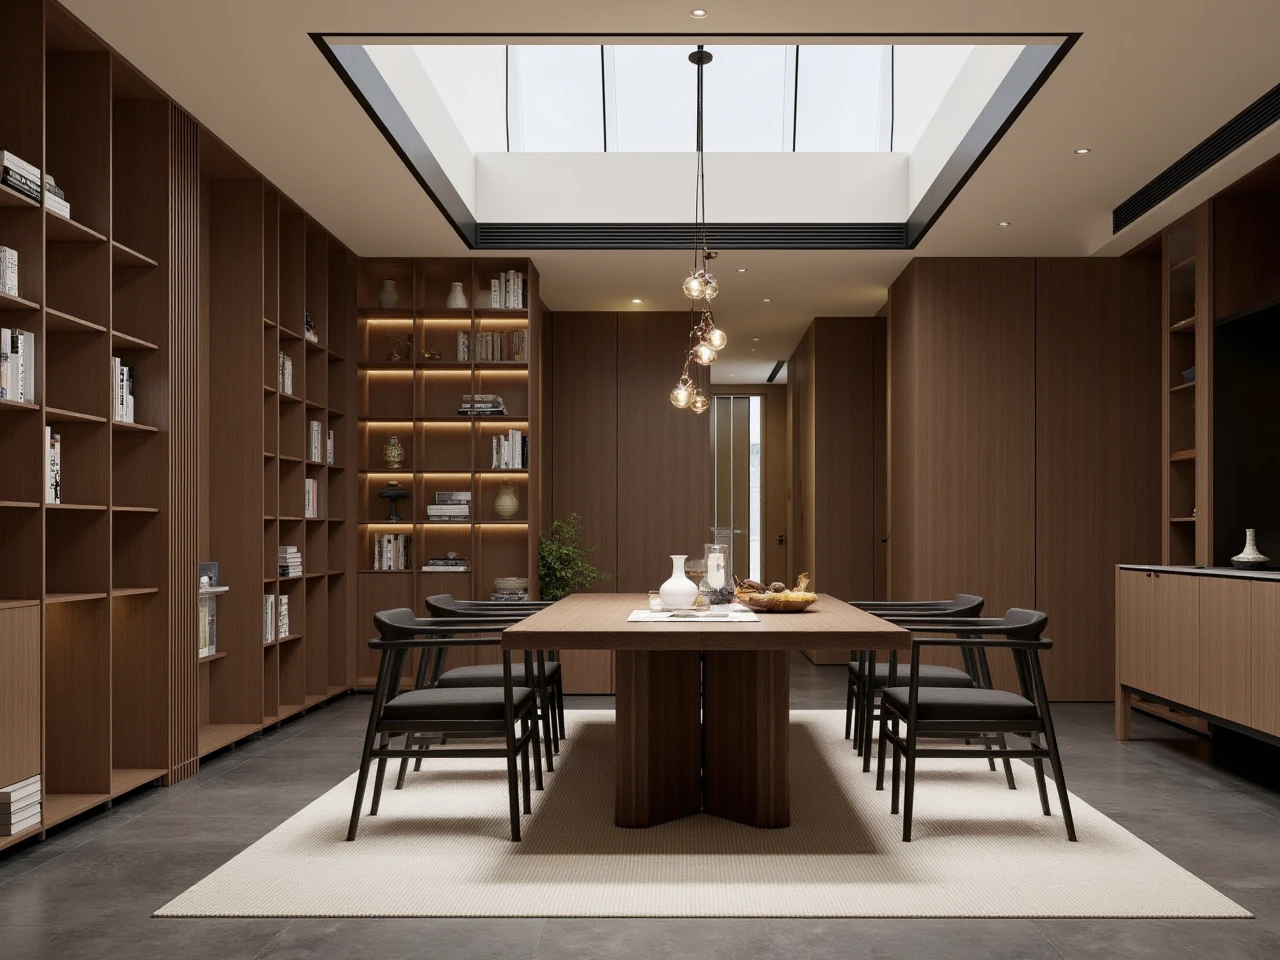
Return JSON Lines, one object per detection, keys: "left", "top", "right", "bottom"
{"left": 614, "top": 649, "right": 791, "bottom": 829}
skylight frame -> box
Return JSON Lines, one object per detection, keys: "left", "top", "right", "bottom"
{"left": 316, "top": 32, "right": 1078, "bottom": 250}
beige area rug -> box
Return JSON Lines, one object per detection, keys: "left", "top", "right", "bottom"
{"left": 156, "top": 710, "right": 1249, "bottom": 919}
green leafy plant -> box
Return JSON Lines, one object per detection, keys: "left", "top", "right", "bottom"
{"left": 538, "top": 514, "right": 611, "bottom": 601}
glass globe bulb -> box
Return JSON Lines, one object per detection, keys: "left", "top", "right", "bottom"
{"left": 682, "top": 272, "right": 705, "bottom": 299}
{"left": 702, "top": 274, "right": 719, "bottom": 300}
{"left": 705, "top": 326, "right": 728, "bottom": 351}
{"left": 690, "top": 390, "right": 710, "bottom": 414}
{"left": 670, "top": 379, "right": 694, "bottom": 408}
{"left": 692, "top": 340, "right": 717, "bottom": 365}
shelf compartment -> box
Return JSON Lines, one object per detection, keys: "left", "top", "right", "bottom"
{"left": 0, "top": 398, "right": 39, "bottom": 413}
{"left": 197, "top": 722, "right": 263, "bottom": 758}
{"left": 45, "top": 406, "right": 106, "bottom": 424}
{"left": 0, "top": 290, "right": 39, "bottom": 311}
{"left": 111, "top": 240, "right": 158, "bottom": 268}
{"left": 110, "top": 328, "right": 158, "bottom": 351}
{"left": 0, "top": 181, "right": 39, "bottom": 209}
{"left": 45, "top": 597, "right": 112, "bottom": 796}
{"left": 45, "top": 307, "right": 104, "bottom": 333}
{"left": 45, "top": 210, "right": 107, "bottom": 243}
{"left": 111, "top": 419, "right": 158, "bottom": 433}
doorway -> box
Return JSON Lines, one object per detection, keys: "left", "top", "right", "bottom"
{"left": 710, "top": 390, "right": 786, "bottom": 585}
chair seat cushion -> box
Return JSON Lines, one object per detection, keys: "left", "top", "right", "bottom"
{"left": 880, "top": 686, "right": 1039, "bottom": 723}
{"left": 437, "top": 661, "right": 561, "bottom": 688}
{"left": 849, "top": 661, "right": 973, "bottom": 688}
{"left": 381, "top": 686, "right": 535, "bottom": 723}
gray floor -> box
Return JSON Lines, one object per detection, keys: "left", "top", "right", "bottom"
{"left": 3, "top": 654, "right": 1280, "bottom": 959}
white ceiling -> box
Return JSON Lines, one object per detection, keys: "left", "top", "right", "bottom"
{"left": 62, "top": 0, "right": 1280, "bottom": 383}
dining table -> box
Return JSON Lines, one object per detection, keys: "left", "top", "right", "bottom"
{"left": 503, "top": 592, "right": 909, "bottom": 829}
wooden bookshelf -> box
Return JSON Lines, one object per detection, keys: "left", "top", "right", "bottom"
{"left": 0, "top": 1, "right": 357, "bottom": 850}
{"left": 354, "top": 258, "right": 544, "bottom": 686}
{"left": 1161, "top": 208, "right": 1210, "bottom": 566}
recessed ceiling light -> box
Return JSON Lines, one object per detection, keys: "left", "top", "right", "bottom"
{"left": 752, "top": 337, "right": 760, "bottom": 341}
{"left": 997, "top": 221, "right": 1011, "bottom": 227}
{"left": 631, "top": 298, "right": 643, "bottom": 303}
{"left": 1073, "top": 148, "right": 1091, "bottom": 154}
{"left": 750, "top": 348, "right": 756, "bottom": 352}
{"left": 737, "top": 268, "right": 747, "bottom": 273}
{"left": 690, "top": 8, "right": 708, "bottom": 18}
{"left": 763, "top": 298, "right": 771, "bottom": 302}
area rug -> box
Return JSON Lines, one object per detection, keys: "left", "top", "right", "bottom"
{"left": 156, "top": 710, "right": 1249, "bottom": 918}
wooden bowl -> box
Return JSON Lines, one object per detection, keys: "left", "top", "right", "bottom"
{"left": 740, "top": 593, "right": 818, "bottom": 613}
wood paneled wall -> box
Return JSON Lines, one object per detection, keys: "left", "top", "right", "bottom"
{"left": 787, "top": 318, "right": 884, "bottom": 662}
{"left": 887, "top": 258, "right": 1160, "bottom": 699}
{"left": 547, "top": 311, "right": 713, "bottom": 693}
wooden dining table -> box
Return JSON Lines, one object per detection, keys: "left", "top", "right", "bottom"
{"left": 503, "top": 592, "right": 909, "bottom": 829}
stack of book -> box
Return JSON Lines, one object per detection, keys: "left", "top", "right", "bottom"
{"left": 278, "top": 594, "right": 290, "bottom": 638}
{"left": 43, "top": 174, "right": 69, "bottom": 219}
{"left": 489, "top": 270, "right": 527, "bottom": 309}
{"left": 422, "top": 551, "right": 470, "bottom": 573}
{"left": 45, "top": 427, "right": 61, "bottom": 504}
{"left": 491, "top": 428, "right": 528, "bottom": 470}
{"left": 278, "top": 351, "right": 294, "bottom": 395}
{"left": 112, "top": 357, "right": 136, "bottom": 423}
{"left": 471, "top": 330, "right": 528, "bottom": 362}
{"left": 1, "top": 245, "right": 18, "bottom": 298}
{"left": 0, "top": 775, "right": 41, "bottom": 838}
{"left": 304, "top": 478, "right": 321, "bottom": 518}
{"left": 326, "top": 429, "right": 335, "bottom": 465}
{"left": 458, "top": 393, "right": 505, "bottom": 417}
{"left": 308, "top": 421, "right": 322, "bottom": 461}
{"left": 427, "top": 490, "right": 470, "bottom": 522}
{"left": 1, "top": 327, "right": 35, "bottom": 402}
{"left": 279, "top": 545, "right": 302, "bottom": 578}
{"left": 372, "top": 533, "right": 411, "bottom": 570}
{"left": 0, "top": 151, "right": 40, "bottom": 204}
{"left": 263, "top": 594, "right": 276, "bottom": 644}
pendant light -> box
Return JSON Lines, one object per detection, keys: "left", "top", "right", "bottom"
{"left": 671, "top": 44, "right": 727, "bottom": 412}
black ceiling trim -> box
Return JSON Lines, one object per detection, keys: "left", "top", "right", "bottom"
{"left": 475, "top": 222, "right": 906, "bottom": 250}
{"left": 1113, "top": 80, "right": 1280, "bottom": 234}
{"left": 905, "top": 39, "right": 1076, "bottom": 248}
{"left": 315, "top": 39, "right": 476, "bottom": 247}
{"left": 314, "top": 32, "right": 1074, "bottom": 252}
{"left": 766, "top": 360, "right": 785, "bottom": 383}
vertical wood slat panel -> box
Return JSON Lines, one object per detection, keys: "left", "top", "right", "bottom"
{"left": 168, "top": 105, "right": 199, "bottom": 782}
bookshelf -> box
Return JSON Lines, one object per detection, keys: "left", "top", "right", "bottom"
{"left": 354, "top": 258, "right": 544, "bottom": 686}
{"left": 0, "top": 0, "right": 356, "bottom": 852}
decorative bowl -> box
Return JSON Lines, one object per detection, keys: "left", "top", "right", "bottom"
{"left": 739, "top": 593, "right": 818, "bottom": 613}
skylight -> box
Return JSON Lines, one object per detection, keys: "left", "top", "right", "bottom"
{"left": 407, "top": 43, "right": 981, "bottom": 154}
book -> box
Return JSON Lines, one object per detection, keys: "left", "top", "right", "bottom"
{"left": 372, "top": 533, "right": 412, "bottom": 570}
{"left": 435, "top": 491, "right": 471, "bottom": 503}
{"left": 113, "top": 357, "right": 136, "bottom": 423}
{"left": 0, "top": 167, "right": 39, "bottom": 204}
{"left": 490, "top": 278, "right": 501, "bottom": 308}
{"left": 278, "top": 351, "right": 294, "bottom": 395}
{"left": 1, "top": 809, "right": 40, "bottom": 836}
{"left": 263, "top": 594, "right": 276, "bottom": 644}
{"left": 278, "top": 595, "right": 290, "bottom": 638}
{"left": 0, "top": 151, "right": 39, "bottom": 182}
{"left": 309, "top": 420, "right": 322, "bottom": 461}
{"left": 456, "top": 330, "right": 470, "bottom": 361}
{"left": 326, "top": 430, "right": 335, "bottom": 465}
{"left": 304, "top": 478, "right": 320, "bottom": 518}
{"left": 1, "top": 326, "right": 35, "bottom": 402}
{"left": 43, "top": 175, "right": 65, "bottom": 201}
{"left": 0, "top": 245, "right": 18, "bottom": 297}
{"left": 45, "top": 427, "right": 60, "bottom": 504}
{"left": 0, "top": 774, "right": 40, "bottom": 804}
{"left": 44, "top": 193, "right": 71, "bottom": 219}
{"left": 0, "top": 792, "right": 40, "bottom": 818}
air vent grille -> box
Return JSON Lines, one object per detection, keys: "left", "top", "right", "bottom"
{"left": 1114, "top": 81, "right": 1280, "bottom": 233}
{"left": 475, "top": 222, "right": 906, "bottom": 250}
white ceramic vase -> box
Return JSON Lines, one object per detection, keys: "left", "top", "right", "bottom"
{"left": 378, "top": 278, "right": 399, "bottom": 309}
{"left": 659, "top": 554, "right": 698, "bottom": 610}
{"left": 1232, "top": 528, "right": 1270, "bottom": 569}
{"left": 494, "top": 483, "right": 519, "bottom": 519}
{"left": 446, "top": 281, "right": 468, "bottom": 309}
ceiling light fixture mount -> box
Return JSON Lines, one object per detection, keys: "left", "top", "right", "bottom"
{"left": 631, "top": 298, "right": 643, "bottom": 303}
{"left": 670, "top": 44, "right": 726, "bottom": 414}
{"left": 997, "top": 221, "right": 1011, "bottom": 227}
{"left": 1073, "top": 147, "right": 1091, "bottom": 154}
{"left": 689, "top": 8, "right": 709, "bottom": 18}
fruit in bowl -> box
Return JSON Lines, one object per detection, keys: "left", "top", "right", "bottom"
{"left": 736, "top": 573, "right": 819, "bottom": 612}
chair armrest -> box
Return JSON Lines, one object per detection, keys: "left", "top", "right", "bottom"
{"left": 909, "top": 635, "right": 1052, "bottom": 651}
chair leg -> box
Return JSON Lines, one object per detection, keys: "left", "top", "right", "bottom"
{"left": 531, "top": 709, "right": 544, "bottom": 792}
{"left": 505, "top": 722, "right": 522, "bottom": 842}
{"left": 556, "top": 676, "right": 566, "bottom": 744}
{"left": 369, "top": 733, "right": 390, "bottom": 815}
{"left": 1030, "top": 654, "right": 1077, "bottom": 842}
{"left": 536, "top": 653, "right": 555, "bottom": 772}
{"left": 862, "top": 652, "right": 876, "bottom": 772}
{"left": 395, "top": 732, "right": 418, "bottom": 790}
{"left": 875, "top": 709, "right": 889, "bottom": 791}
{"left": 346, "top": 721, "right": 379, "bottom": 841}
{"left": 890, "top": 717, "right": 901, "bottom": 815}
{"left": 1029, "top": 733, "right": 1050, "bottom": 815}
{"left": 997, "top": 733, "right": 1017, "bottom": 790}
{"left": 845, "top": 667, "right": 855, "bottom": 740}
{"left": 519, "top": 715, "right": 533, "bottom": 815}
{"left": 901, "top": 722, "right": 917, "bottom": 842}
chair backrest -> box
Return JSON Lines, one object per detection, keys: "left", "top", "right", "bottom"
{"left": 892, "top": 607, "right": 1048, "bottom": 643}
{"left": 371, "top": 608, "right": 519, "bottom": 648}
{"left": 426, "top": 594, "right": 547, "bottom": 620}
{"left": 850, "top": 594, "right": 984, "bottom": 619}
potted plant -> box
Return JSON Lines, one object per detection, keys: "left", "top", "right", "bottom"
{"left": 538, "top": 514, "right": 611, "bottom": 601}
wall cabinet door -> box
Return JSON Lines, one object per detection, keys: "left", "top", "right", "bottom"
{"left": 1116, "top": 569, "right": 1158, "bottom": 693}
{"left": 1251, "top": 581, "right": 1280, "bottom": 736}
{"left": 1199, "top": 577, "right": 1253, "bottom": 725}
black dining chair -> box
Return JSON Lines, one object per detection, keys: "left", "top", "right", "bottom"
{"left": 846, "top": 595, "right": 988, "bottom": 772}
{"left": 425, "top": 595, "right": 565, "bottom": 764}
{"left": 875, "top": 608, "right": 1076, "bottom": 842}
{"left": 347, "top": 610, "right": 542, "bottom": 842}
